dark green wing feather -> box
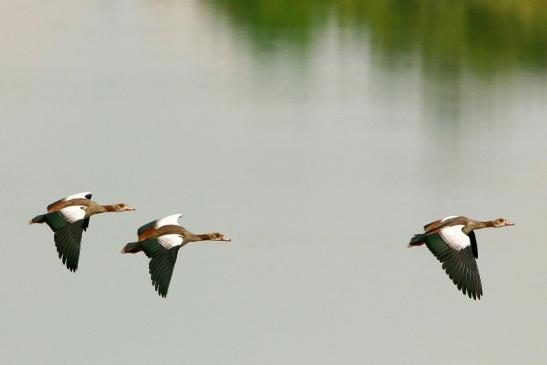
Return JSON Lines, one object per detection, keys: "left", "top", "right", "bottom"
{"left": 53, "top": 220, "right": 85, "bottom": 272}
{"left": 139, "top": 239, "right": 167, "bottom": 258}
{"left": 424, "top": 233, "right": 483, "bottom": 300}
{"left": 138, "top": 239, "right": 181, "bottom": 298}
{"left": 149, "top": 248, "right": 180, "bottom": 298}
{"left": 44, "top": 212, "right": 71, "bottom": 232}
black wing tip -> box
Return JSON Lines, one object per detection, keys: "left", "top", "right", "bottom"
{"left": 58, "top": 253, "right": 78, "bottom": 272}
{"left": 59, "top": 256, "right": 78, "bottom": 272}
{"left": 146, "top": 245, "right": 179, "bottom": 298}
{"left": 446, "top": 270, "right": 483, "bottom": 301}
{"left": 85, "top": 193, "right": 92, "bottom": 199}
{"left": 53, "top": 220, "right": 84, "bottom": 274}
{"left": 451, "top": 274, "right": 482, "bottom": 300}
{"left": 152, "top": 281, "right": 169, "bottom": 298}
{"left": 466, "top": 290, "right": 482, "bottom": 300}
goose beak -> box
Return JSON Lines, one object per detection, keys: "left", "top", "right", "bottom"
{"left": 126, "top": 206, "right": 136, "bottom": 211}
{"left": 506, "top": 221, "right": 514, "bottom": 226}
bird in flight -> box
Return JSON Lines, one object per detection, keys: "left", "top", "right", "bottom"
{"left": 121, "top": 213, "right": 231, "bottom": 297}
{"left": 408, "top": 216, "right": 514, "bottom": 299}
{"left": 29, "top": 192, "right": 135, "bottom": 271}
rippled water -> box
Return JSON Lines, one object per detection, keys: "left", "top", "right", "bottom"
{"left": 1, "top": 1, "right": 546, "bottom": 364}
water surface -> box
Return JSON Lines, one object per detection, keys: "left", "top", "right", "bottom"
{"left": 1, "top": 1, "right": 546, "bottom": 364}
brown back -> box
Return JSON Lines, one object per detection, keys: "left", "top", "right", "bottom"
{"left": 138, "top": 225, "right": 188, "bottom": 241}
{"left": 424, "top": 216, "right": 471, "bottom": 234}
{"left": 47, "top": 198, "right": 92, "bottom": 212}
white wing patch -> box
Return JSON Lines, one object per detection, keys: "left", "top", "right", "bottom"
{"left": 439, "top": 225, "right": 470, "bottom": 250}
{"left": 441, "top": 215, "right": 458, "bottom": 222}
{"left": 65, "top": 192, "right": 92, "bottom": 200}
{"left": 158, "top": 234, "right": 183, "bottom": 249}
{"left": 155, "top": 214, "right": 182, "bottom": 228}
{"left": 60, "top": 205, "right": 86, "bottom": 223}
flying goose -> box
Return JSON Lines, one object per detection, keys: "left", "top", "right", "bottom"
{"left": 122, "top": 213, "right": 231, "bottom": 297}
{"left": 29, "top": 192, "right": 135, "bottom": 271}
{"left": 408, "top": 216, "right": 514, "bottom": 299}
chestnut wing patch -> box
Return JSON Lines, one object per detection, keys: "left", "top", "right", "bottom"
{"left": 137, "top": 214, "right": 183, "bottom": 241}
{"left": 137, "top": 220, "right": 157, "bottom": 239}
{"left": 47, "top": 192, "right": 92, "bottom": 212}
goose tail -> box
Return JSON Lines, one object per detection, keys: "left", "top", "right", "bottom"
{"left": 408, "top": 233, "right": 425, "bottom": 247}
{"left": 121, "top": 241, "right": 142, "bottom": 254}
{"left": 29, "top": 214, "right": 46, "bottom": 224}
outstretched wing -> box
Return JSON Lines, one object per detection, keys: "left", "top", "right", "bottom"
{"left": 424, "top": 227, "right": 483, "bottom": 300}
{"left": 137, "top": 213, "right": 183, "bottom": 241}
{"left": 43, "top": 211, "right": 71, "bottom": 231}
{"left": 47, "top": 192, "right": 92, "bottom": 212}
{"left": 423, "top": 216, "right": 459, "bottom": 233}
{"left": 53, "top": 220, "right": 85, "bottom": 272}
{"left": 138, "top": 238, "right": 182, "bottom": 297}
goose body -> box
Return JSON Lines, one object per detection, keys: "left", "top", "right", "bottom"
{"left": 29, "top": 192, "right": 135, "bottom": 272}
{"left": 408, "top": 216, "right": 514, "bottom": 300}
{"left": 122, "top": 214, "right": 230, "bottom": 297}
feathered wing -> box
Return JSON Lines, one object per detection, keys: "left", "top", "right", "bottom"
{"left": 137, "top": 238, "right": 182, "bottom": 297}
{"left": 43, "top": 212, "right": 71, "bottom": 231}
{"left": 53, "top": 220, "right": 85, "bottom": 272}
{"left": 137, "top": 214, "right": 182, "bottom": 241}
{"left": 423, "top": 216, "right": 460, "bottom": 233}
{"left": 40, "top": 210, "right": 86, "bottom": 272}
{"left": 424, "top": 219, "right": 442, "bottom": 232}
{"left": 47, "top": 192, "right": 92, "bottom": 212}
{"left": 424, "top": 232, "right": 483, "bottom": 300}
{"left": 137, "top": 220, "right": 156, "bottom": 239}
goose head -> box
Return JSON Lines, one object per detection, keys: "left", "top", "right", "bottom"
{"left": 210, "top": 233, "right": 231, "bottom": 242}
{"left": 112, "top": 203, "right": 136, "bottom": 212}
{"left": 493, "top": 218, "right": 514, "bottom": 227}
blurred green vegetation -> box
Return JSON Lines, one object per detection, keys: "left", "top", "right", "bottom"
{"left": 206, "top": 0, "right": 547, "bottom": 75}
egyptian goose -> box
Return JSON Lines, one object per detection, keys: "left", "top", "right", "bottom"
{"left": 408, "top": 216, "right": 514, "bottom": 299}
{"left": 121, "top": 214, "right": 231, "bottom": 297}
{"left": 29, "top": 192, "right": 135, "bottom": 272}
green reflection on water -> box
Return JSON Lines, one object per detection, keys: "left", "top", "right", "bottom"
{"left": 205, "top": 0, "right": 547, "bottom": 75}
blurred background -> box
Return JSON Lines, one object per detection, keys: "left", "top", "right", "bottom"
{"left": 1, "top": 1, "right": 546, "bottom": 364}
